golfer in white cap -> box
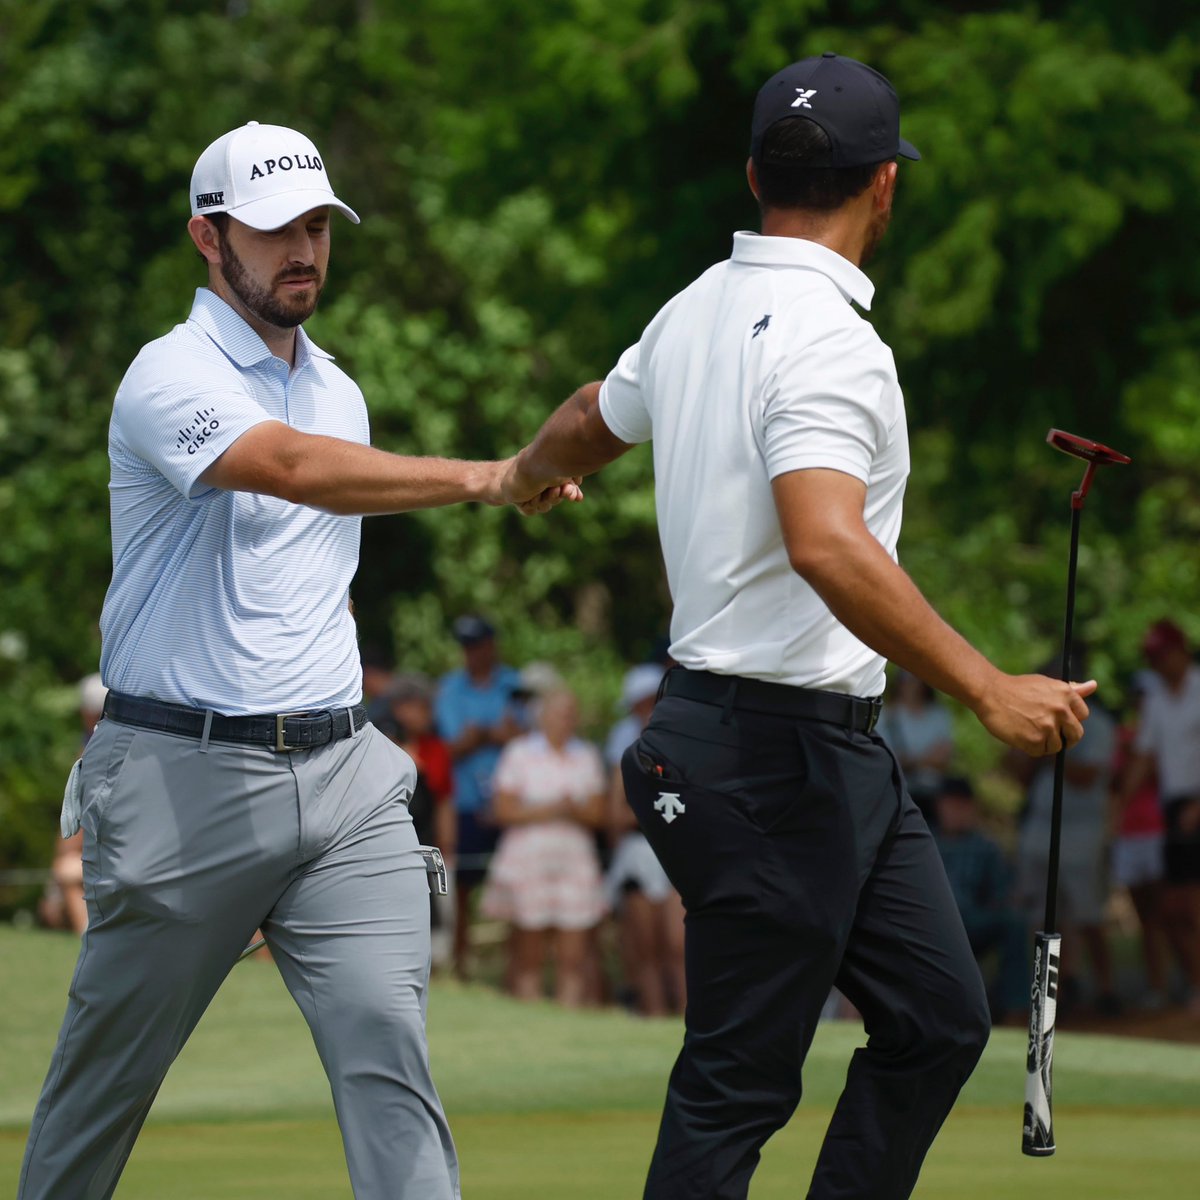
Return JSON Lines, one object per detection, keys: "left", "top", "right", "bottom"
{"left": 17, "top": 122, "right": 577, "bottom": 1200}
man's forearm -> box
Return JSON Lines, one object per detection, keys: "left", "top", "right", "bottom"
{"left": 510, "top": 381, "right": 631, "bottom": 495}
{"left": 202, "top": 421, "right": 503, "bottom": 516}
{"left": 776, "top": 469, "right": 1091, "bottom": 755}
{"left": 797, "top": 526, "right": 997, "bottom": 710}
{"left": 274, "top": 435, "right": 500, "bottom": 516}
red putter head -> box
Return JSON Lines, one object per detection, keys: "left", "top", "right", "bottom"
{"left": 1046, "top": 429, "right": 1131, "bottom": 508}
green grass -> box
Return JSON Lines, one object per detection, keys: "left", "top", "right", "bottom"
{"left": 3, "top": 927, "right": 1199, "bottom": 1197}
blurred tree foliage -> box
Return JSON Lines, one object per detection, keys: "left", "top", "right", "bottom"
{"left": 1, "top": 0, "right": 1198, "bottom": 868}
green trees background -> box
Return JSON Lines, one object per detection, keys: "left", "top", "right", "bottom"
{"left": 1, "top": 1, "right": 1198, "bottom": 873}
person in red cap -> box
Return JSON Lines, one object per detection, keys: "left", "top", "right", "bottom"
{"left": 1118, "top": 619, "right": 1200, "bottom": 1013}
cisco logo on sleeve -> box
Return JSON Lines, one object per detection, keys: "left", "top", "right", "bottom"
{"left": 176, "top": 408, "right": 221, "bottom": 456}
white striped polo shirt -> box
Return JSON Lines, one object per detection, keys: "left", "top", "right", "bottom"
{"left": 99, "top": 288, "right": 368, "bottom": 715}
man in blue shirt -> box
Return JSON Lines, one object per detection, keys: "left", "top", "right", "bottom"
{"left": 19, "top": 122, "right": 576, "bottom": 1200}
{"left": 436, "top": 614, "right": 522, "bottom": 977}
{"left": 934, "top": 777, "right": 1028, "bottom": 1021}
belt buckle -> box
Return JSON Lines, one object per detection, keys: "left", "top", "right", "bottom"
{"left": 865, "top": 697, "right": 883, "bottom": 735}
{"left": 275, "top": 712, "right": 306, "bottom": 752}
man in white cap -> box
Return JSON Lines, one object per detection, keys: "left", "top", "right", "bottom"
{"left": 17, "top": 122, "right": 575, "bottom": 1200}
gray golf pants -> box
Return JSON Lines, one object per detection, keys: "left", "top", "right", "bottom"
{"left": 18, "top": 718, "right": 460, "bottom": 1200}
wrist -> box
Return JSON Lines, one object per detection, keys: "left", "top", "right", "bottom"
{"left": 470, "top": 459, "right": 507, "bottom": 506}
{"left": 954, "top": 657, "right": 1001, "bottom": 715}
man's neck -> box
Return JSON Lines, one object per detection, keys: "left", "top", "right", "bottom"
{"left": 759, "top": 208, "right": 869, "bottom": 268}
{"left": 207, "top": 277, "right": 299, "bottom": 367}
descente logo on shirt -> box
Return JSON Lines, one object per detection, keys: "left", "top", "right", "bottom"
{"left": 176, "top": 407, "right": 221, "bottom": 456}
{"left": 250, "top": 153, "right": 323, "bottom": 180}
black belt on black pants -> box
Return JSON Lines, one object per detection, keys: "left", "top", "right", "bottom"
{"left": 103, "top": 691, "right": 368, "bottom": 752}
{"left": 660, "top": 668, "right": 883, "bottom": 734}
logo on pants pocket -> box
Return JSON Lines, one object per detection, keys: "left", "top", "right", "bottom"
{"left": 655, "top": 792, "right": 686, "bottom": 824}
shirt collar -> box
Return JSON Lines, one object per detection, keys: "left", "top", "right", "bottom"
{"left": 188, "top": 288, "right": 335, "bottom": 369}
{"left": 730, "top": 232, "right": 875, "bottom": 311}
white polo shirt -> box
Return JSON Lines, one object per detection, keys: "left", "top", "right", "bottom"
{"left": 1136, "top": 665, "right": 1200, "bottom": 798}
{"left": 599, "top": 233, "right": 909, "bottom": 697}
{"left": 99, "top": 288, "right": 368, "bottom": 715}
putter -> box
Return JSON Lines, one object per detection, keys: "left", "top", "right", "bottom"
{"left": 1022, "top": 429, "right": 1130, "bottom": 1157}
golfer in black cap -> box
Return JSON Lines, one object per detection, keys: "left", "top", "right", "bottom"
{"left": 499, "top": 53, "right": 1096, "bottom": 1199}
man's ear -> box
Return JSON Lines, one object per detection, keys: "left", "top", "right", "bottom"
{"left": 746, "top": 156, "right": 761, "bottom": 202}
{"left": 187, "top": 216, "right": 222, "bottom": 265}
{"left": 874, "top": 161, "right": 898, "bottom": 211}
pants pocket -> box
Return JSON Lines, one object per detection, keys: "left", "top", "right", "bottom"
{"left": 81, "top": 723, "right": 139, "bottom": 843}
{"left": 620, "top": 739, "right": 760, "bottom": 914}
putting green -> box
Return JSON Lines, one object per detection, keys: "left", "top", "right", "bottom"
{"left": 3, "top": 928, "right": 1198, "bottom": 1197}
{"left": 3, "top": 1109, "right": 1196, "bottom": 1198}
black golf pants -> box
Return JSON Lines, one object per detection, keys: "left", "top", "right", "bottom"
{"left": 622, "top": 690, "right": 990, "bottom": 1200}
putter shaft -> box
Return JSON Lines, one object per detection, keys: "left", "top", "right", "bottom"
{"left": 1042, "top": 501, "right": 1082, "bottom": 935}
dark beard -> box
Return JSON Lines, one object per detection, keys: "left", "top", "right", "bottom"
{"left": 859, "top": 206, "right": 892, "bottom": 269}
{"left": 219, "top": 238, "right": 323, "bottom": 329}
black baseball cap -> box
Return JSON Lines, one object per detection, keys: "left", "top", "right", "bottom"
{"left": 452, "top": 614, "right": 496, "bottom": 645}
{"left": 751, "top": 52, "right": 920, "bottom": 167}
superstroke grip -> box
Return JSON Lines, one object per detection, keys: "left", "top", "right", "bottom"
{"left": 1022, "top": 931, "right": 1061, "bottom": 1156}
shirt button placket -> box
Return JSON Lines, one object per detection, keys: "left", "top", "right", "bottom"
{"left": 275, "top": 357, "right": 291, "bottom": 424}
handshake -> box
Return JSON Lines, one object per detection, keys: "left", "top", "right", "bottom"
{"left": 481, "top": 380, "right": 625, "bottom": 517}
{"left": 491, "top": 456, "right": 584, "bottom": 517}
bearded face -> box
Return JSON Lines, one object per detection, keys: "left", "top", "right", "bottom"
{"left": 218, "top": 231, "right": 325, "bottom": 328}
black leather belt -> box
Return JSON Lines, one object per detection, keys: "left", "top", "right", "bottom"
{"left": 661, "top": 669, "right": 883, "bottom": 734}
{"left": 103, "top": 691, "right": 369, "bottom": 752}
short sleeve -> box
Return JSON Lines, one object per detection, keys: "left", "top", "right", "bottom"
{"left": 113, "top": 348, "right": 277, "bottom": 500}
{"left": 762, "top": 321, "right": 897, "bottom": 483}
{"left": 599, "top": 341, "right": 653, "bottom": 445}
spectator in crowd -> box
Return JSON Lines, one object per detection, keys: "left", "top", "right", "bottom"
{"left": 933, "top": 777, "right": 1027, "bottom": 1021}
{"left": 1111, "top": 670, "right": 1171, "bottom": 1009}
{"left": 435, "top": 615, "right": 522, "bottom": 978}
{"left": 380, "top": 673, "right": 455, "bottom": 854}
{"left": 376, "top": 673, "right": 456, "bottom": 967}
{"left": 509, "top": 659, "right": 615, "bottom": 1003}
{"left": 1118, "top": 619, "right": 1200, "bottom": 1014}
{"left": 877, "top": 670, "right": 954, "bottom": 828}
{"left": 359, "top": 644, "right": 396, "bottom": 723}
{"left": 481, "top": 686, "right": 608, "bottom": 1006}
{"left": 512, "top": 661, "right": 565, "bottom": 723}
{"left": 40, "top": 674, "right": 107, "bottom": 935}
{"left": 1010, "top": 649, "right": 1119, "bottom": 1014}
{"left": 606, "top": 664, "right": 686, "bottom": 1016}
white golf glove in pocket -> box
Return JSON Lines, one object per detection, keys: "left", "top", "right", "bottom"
{"left": 60, "top": 758, "right": 84, "bottom": 838}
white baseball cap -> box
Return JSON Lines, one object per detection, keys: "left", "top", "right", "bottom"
{"left": 621, "top": 664, "right": 665, "bottom": 710}
{"left": 190, "top": 121, "right": 360, "bottom": 230}
{"left": 78, "top": 673, "right": 108, "bottom": 714}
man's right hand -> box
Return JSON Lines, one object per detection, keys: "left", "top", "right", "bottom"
{"left": 973, "top": 675, "right": 1097, "bottom": 756}
{"left": 486, "top": 456, "right": 584, "bottom": 514}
